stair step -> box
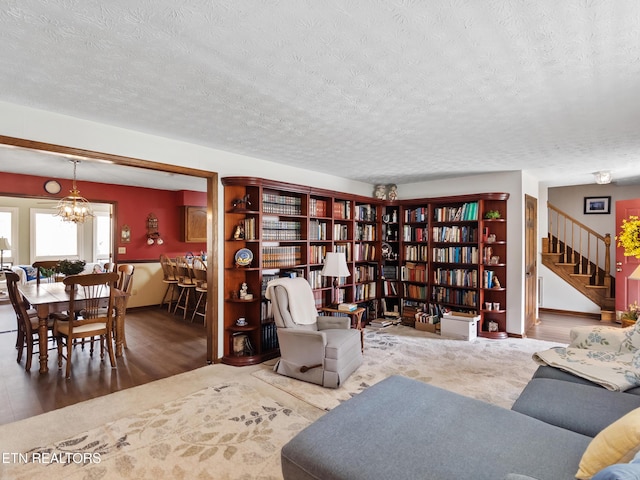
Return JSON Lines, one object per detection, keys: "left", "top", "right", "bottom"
{"left": 569, "top": 273, "right": 591, "bottom": 278}
{"left": 584, "top": 284, "right": 607, "bottom": 290}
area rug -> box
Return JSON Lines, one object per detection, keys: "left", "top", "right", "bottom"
{"left": 252, "top": 325, "right": 565, "bottom": 411}
{"left": 3, "top": 382, "right": 311, "bottom": 480}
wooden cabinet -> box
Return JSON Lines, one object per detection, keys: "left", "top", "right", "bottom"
{"left": 221, "top": 176, "right": 510, "bottom": 366}
{"left": 181, "top": 206, "right": 207, "bottom": 242}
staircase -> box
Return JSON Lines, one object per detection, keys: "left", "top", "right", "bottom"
{"left": 541, "top": 203, "right": 615, "bottom": 320}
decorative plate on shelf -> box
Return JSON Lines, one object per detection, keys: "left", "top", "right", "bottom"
{"left": 234, "top": 248, "right": 253, "bottom": 267}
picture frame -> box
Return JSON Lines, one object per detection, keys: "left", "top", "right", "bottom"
{"left": 583, "top": 196, "right": 611, "bottom": 215}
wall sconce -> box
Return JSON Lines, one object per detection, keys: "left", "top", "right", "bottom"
{"left": 121, "top": 224, "right": 131, "bottom": 243}
{"left": 146, "top": 213, "right": 164, "bottom": 245}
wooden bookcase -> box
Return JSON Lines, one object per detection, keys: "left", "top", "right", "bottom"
{"left": 221, "top": 177, "right": 509, "bottom": 365}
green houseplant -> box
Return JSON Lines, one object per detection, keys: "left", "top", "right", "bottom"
{"left": 56, "top": 259, "right": 86, "bottom": 276}
{"left": 484, "top": 210, "right": 501, "bottom": 219}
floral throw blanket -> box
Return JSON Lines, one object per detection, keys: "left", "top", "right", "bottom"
{"left": 533, "top": 322, "right": 640, "bottom": 392}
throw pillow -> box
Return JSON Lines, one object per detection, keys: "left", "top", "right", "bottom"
{"left": 576, "top": 408, "right": 640, "bottom": 479}
{"left": 592, "top": 463, "right": 640, "bottom": 480}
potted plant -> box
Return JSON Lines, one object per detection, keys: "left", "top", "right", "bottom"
{"left": 56, "top": 259, "right": 87, "bottom": 276}
{"left": 484, "top": 210, "right": 501, "bottom": 219}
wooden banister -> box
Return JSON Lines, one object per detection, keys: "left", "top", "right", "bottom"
{"left": 547, "top": 202, "right": 612, "bottom": 289}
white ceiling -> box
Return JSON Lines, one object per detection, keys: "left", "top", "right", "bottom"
{"left": 1, "top": 0, "right": 640, "bottom": 189}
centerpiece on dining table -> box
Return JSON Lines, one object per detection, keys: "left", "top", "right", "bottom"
{"left": 56, "top": 260, "right": 87, "bottom": 290}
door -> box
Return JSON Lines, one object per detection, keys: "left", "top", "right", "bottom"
{"left": 524, "top": 195, "right": 538, "bottom": 333}
{"left": 615, "top": 199, "right": 640, "bottom": 314}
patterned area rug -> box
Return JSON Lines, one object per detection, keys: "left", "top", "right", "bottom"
{"left": 4, "top": 382, "right": 311, "bottom": 480}
{"left": 253, "top": 325, "right": 565, "bottom": 410}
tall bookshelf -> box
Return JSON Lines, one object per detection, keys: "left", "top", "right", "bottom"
{"left": 221, "top": 177, "right": 509, "bottom": 365}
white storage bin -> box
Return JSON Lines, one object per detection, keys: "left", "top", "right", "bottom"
{"left": 441, "top": 313, "right": 479, "bottom": 341}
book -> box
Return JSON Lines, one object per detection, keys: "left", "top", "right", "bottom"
{"left": 338, "top": 303, "right": 357, "bottom": 311}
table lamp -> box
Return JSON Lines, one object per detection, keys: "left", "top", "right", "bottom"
{"left": 0, "top": 237, "right": 10, "bottom": 269}
{"left": 321, "top": 251, "right": 350, "bottom": 306}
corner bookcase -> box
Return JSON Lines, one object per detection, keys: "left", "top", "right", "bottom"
{"left": 221, "top": 176, "right": 509, "bottom": 365}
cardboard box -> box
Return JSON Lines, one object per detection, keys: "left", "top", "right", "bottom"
{"left": 441, "top": 313, "right": 479, "bottom": 341}
{"left": 414, "top": 314, "right": 439, "bottom": 333}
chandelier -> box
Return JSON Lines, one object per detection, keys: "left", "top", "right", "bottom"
{"left": 56, "top": 160, "right": 94, "bottom": 223}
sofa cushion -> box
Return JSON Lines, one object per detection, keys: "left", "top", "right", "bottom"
{"left": 512, "top": 378, "right": 640, "bottom": 437}
{"left": 576, "top": 407, "right": 640, "bottom": 479}
{"left": 281, "top": 375, "right": 590, "bottom": 480}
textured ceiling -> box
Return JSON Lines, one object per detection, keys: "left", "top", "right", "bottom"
{"left": 1, "top": 0, "right": 640, "bottom": 188}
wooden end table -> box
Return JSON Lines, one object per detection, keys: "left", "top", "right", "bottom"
{"left": 319, "top": 306, "right": 365, "bottom": 352}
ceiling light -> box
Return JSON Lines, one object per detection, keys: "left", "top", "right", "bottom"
{"left": 594, "top": 171, "right": 612, "bottom": 184}
{"left": 55, "top": 159, "right": 94, "bottom": 223}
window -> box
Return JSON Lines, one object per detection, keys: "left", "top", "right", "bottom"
{"left": 94, "top": 210, "right": 111, "bottom": 261}
{"left": 0, "top": 207, "right": 18, "bottom": 266}
{"left": 31, "top": 209, "right": 82, "bottom": 260}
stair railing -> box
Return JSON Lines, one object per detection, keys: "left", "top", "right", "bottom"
{"left": 547, "top": 202, "right": 611, "bottom": 289}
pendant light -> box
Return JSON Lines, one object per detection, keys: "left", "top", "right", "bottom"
{"left": 55, "top": 159, "right": 94, "bottom": 223}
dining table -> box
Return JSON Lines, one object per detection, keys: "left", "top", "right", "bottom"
{"left": 18, "top": 282, "right": 128, "bottom": 373}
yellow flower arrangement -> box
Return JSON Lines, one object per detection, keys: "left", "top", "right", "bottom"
{"left": 617, "top": 215, "right": 640, "bottom": 258}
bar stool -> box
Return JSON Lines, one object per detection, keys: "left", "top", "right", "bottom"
{"left": 159, "top": 254, "right": 179, "bottom": 312}
{"left": 191, "top": 257, "right": 207, "bottom": 323}
{"left": 173, "top": 256, "right": 196, "bottom": 320}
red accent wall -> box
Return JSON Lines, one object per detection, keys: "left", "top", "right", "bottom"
{"left": 1, "top": 172, "right": 207, "bottom": 261}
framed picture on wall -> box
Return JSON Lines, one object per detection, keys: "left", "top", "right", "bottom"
{"left": 584, "top": 196, "right": 611, "bottom": 215}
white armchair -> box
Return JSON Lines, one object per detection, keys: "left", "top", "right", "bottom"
{"left": 265, "top": 277, "right": 363, "bottom": 388}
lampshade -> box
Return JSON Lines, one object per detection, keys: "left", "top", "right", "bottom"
{"left": 321, "top": 252, "right": 350, "bottom": 277}
{"left": 629, "top": 265, "right": 640, "bottom": 280}
{"left": 0, "top": 237, "right": 10, "bottom": 251}
{"left": 56, "top": 159, "right": 94, "bottom": 223}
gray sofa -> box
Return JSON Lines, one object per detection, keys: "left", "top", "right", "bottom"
{"left": 281, "top": 368, "right": 640, "bottom": 480}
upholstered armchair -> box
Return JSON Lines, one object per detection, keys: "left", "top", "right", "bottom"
{"left": 265, "top": 277, "right": 363, "bottom": 388}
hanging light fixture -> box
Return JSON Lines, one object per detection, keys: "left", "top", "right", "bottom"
{"left": 56, "top": 159, "right": 94, "bottom": 223}
{"left": 594, "top": 171, "right": 612, "bottom": 185}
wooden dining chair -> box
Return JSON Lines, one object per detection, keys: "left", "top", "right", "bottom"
{"left": 114, "top": 264, "right": 134, "bottom": 348}
{"left": 32, "top": 260, "right": 60, "bottom": 285}
{"left": 103, "top": 262, "right": 116, "bottom": 273}
{"left": 5, "top": 270, "right": 55, "bottom": 371}
{"left": 54, "top": 272, "right": 119, "bottom": 379}
{"left": 159, "top": 254, "right": 179, "bottom": 312}
{"left": 191, "top": 257, "right": 207, "bottom": 323}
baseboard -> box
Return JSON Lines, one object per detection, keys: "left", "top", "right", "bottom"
{"left": 538, "top": 307, "right": 600, "bottom": 320}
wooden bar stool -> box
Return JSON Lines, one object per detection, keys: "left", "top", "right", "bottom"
{"left": 191, "top": 257, "right": 207, "bottom": 323}
{"left": 173, "top": 256, "right": 196, "bottom": 320}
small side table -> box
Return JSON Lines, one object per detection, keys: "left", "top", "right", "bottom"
{"left": 319, "top": 306, "right": 365, "bottom": 352}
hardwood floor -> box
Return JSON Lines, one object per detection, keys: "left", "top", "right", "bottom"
{"left": 0, "top": 303, "right": 207, "bottom": 426}
{"left": 0, "top": 301, "right": 608, "bottom": 427}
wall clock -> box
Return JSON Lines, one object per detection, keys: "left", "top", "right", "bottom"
{"left": 44, "top": 180, "right": 61, "bottom": 194}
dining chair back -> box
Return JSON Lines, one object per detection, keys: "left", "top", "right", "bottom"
{"left": 103, "top": 262, "right": 116, "bottom": 273}
{"left": 5, "top": 270, "right": 54, "bottom": 371}
{"left": 32, "top": 260, "right": 60, "bottom": 285}
{"left": 55, "top": 272, "right": 119, "bottom": 379}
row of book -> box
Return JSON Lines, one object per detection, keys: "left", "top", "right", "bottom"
{"left": 403, "top": 225, "right": 428, "bottom": 242}
{"left": 354, "top": 204, "right": 376, "bottom": 222}
{"left": 381, "top": 265, "right": 398, "bottom": 280}
{"left": 403, "top": 283, "right": 429, "bottom": 300}
{"left": 432, "top": 225, "right": 478, "bottom": 243}
{"left": 432, "top": 246, "right": 479, "bottom": 264}
{"left": 261, "top": 246, "right": 302, "bottom": 268}
{"left": 433, "top": 268, "right": 478, "bottom": 288}
{"left": 355, "top": 224, "right": 376, "bottom": 241}
{"left": 309, "top": 198, "right": 328, "bottom": 217}
{"left": 262, "top": 193, "right": 302, "bottom": 215}
{"left": 354, "top": 264, "right": 377, "bottom": 283}
{"left": 333, "top": 200, "right": 352, "bottom": 220}
{"left": 262, "top": 220, "right": 302, "bottom": 240}
{"left": 309, "top": 220, "right": 328, "bottom": 240}
{"left": 401, "top": 262, "right": 427, "bottom": 282}
{"left": 405, "top": 244, "right": 429, "bottom": 262}
{"left": 433, "top": 202, "right": 478, "bottom": 222}
{"left": 404, "top": 207, "right": 428, "bottom": 223}
{"left": 239, "top": 217, "right": 256, "bottom": 240}
{"left": 432, "top": 286, "right": 477, "bottom": 307}
{"left": 484, "top": 270, "right": 501, "bottom": 288}
{"left": 382, "top": 280, "right": 398, "bottom": 296}
{"left": 354, "top": 282, "right": 377, "bottom": 302}
{"left": 354, "top": 243, "right": 376, "bottom": 262}
{"left": 334, "top": 223, "right": 349, "bottom": 240}
{"left": 309, "top": 245, "right": 328, "bottom": 264}
{"left": 261, "top": 323, "right": 279, "bottom": 351}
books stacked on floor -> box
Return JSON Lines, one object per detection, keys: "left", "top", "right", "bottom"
{"left": 338, "top": 302, "right": 358, "bottom": 311}
{"left": 368, "top": 318, "right": 394, "bottom": 329}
